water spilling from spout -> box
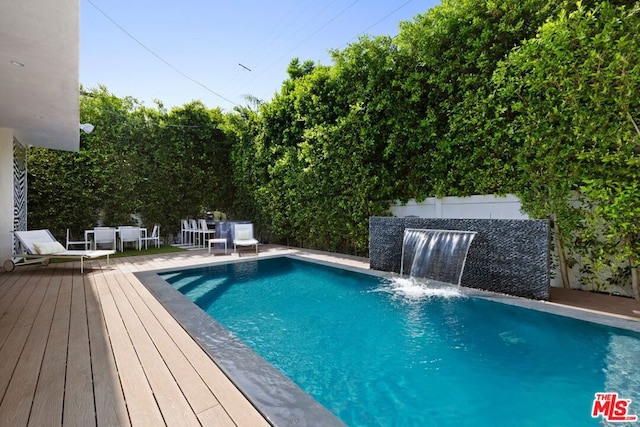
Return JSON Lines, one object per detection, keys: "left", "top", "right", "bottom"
{"left": 400, "top": 228, "right": 477, "bottom": 286}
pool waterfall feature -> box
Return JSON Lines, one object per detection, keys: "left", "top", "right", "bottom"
{"left": 370, "top": 217, "right": 550, "bottom": 300}
{"left": 401, "top": 228, "right": 477, "bottom": 286}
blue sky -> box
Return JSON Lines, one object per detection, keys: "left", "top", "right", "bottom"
{"left": 80, "top": 0, "right": 441, "bottom": 111}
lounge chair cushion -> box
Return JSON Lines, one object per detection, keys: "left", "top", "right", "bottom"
{"left": 33, "top": 241, "right": 66, "bottom": 254}
{"left": 236, "top": 229, "right": 252, "bottom": 240}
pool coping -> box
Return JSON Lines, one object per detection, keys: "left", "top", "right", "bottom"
{"left": 135, "top": 253, "right": 640, "bottom": 427}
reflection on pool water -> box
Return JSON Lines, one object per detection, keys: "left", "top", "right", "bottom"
{"left": 161, "top": 257, "right": 640, "bottom": 427}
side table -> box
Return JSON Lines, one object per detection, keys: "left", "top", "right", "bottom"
{"left": 208, "top": 238, "right": 228, "bottom": 255}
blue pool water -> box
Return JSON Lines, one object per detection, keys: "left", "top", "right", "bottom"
{"left": 161, "top": 257, "right": 640, "bottom": 426}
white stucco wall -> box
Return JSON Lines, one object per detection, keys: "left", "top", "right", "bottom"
{"left": 390, "top": 194, "right": 528, "bottom": 220}
{"left": 0, "top": 128, "right": 15, "bottom": 264}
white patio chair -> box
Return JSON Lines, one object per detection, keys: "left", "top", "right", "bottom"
{"left": 118, "top": 226, "right": 141, "bottom": 251}
{"left": 190, "top": 219, "right": 206, "bottom": 247}
{"left": 66, "top": 228, "right": 89, "bottom": 250}
{"left": 181, "top": 219, "right": 195, "bottom": 246}
{"left": 233, "top": 223, "right": 259, "bottom": 255}
{"left": 93, "top": 227, "right": 116, "bottom": 251}
{"left": 199, "top": 219, "right": 216, "bottom": 247}
{"left": 140, "top": 224, "right": 161, "bottom": 249}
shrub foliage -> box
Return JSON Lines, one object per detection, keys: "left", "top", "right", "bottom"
{"left": 27, "top": 1, "right": 640, "bottom": 296}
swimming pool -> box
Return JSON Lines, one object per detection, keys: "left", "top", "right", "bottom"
{"left": 151, "top": 256, "right": 640, "bottom": 426}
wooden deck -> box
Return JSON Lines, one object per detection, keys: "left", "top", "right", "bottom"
{"left": 0, "top": 248, "right": 275, "bottom": 427}
{"left": 549, "top": 286, "right": 640, "bottom": 322}
{"left": 1, "top": 246, "right": 638, "bottom": 426}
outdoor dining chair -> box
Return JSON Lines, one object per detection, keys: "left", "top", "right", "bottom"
{"left": 93, "top": 227, "right": 116, "bottom": 251}
{"left": 118, "top": 226, "right": 141, "bottom": 251}
{"left": 140, "top": 224, "right": 161, "bottom": 249}
{"left": 66, "top": 228, "right": 89, "bottom": 250}
{"left": 181, "top": 219, "right": 195, "bottom": 246}
{"left": 198, "top": 219, "right": 215, "bottom": 247}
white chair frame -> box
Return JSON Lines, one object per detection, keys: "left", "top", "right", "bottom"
{"left": 140, "top": 224, "right": 161, "bottom": 249}
{"left": 182, "top": 219, "right": 196, "bottom": 246}
{"left": 66, "top": 228, "right": 89, "bottom": 250}
{"left": 198, "top": 219, "right": 215, "bottom": 247}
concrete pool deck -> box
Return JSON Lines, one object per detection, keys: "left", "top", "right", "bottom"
{"left": 1, "top": 244, "right": 638, "bottom": 426}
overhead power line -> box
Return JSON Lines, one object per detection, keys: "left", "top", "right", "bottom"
{"left": 277, "top": 0, "right": 361, "bottom": 57}
{"left": 237, "top": 0, "right": 340, "bottom": 76}
{"left": 317, "top": 0, "right": 416, "bottom": 65}
{"left": 239, "top": 0, "right": 362, "bottom": 94}
{"left": 357, "top": 0, "right": 415, "bottom": 38}
{"left": 86, "top": 0, "right": 238, "bottom": 107}
{"left": 252, "top": 0, "right": 417, "bottom": 101}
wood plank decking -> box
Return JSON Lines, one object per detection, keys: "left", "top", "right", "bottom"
{"left": 1, "top": 246, "right": 638, "bottom": 426}
{"left": 0, "top": 249, "right": 274, "bottom": 427}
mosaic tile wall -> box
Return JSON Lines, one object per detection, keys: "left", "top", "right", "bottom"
{"left": 369, "top": 217, "right": 550, "bottom": 300}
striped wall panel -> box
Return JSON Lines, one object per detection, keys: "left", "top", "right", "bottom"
{"left": 12, "top": 138, "right": 27, "bottom": 255}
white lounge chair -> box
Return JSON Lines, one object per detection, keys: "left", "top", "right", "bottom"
{"left": 233, "top": 223, "right": 259, "bottom": 255}
{"left": 6, "top": 229, "right": 115, "bottom": 273}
